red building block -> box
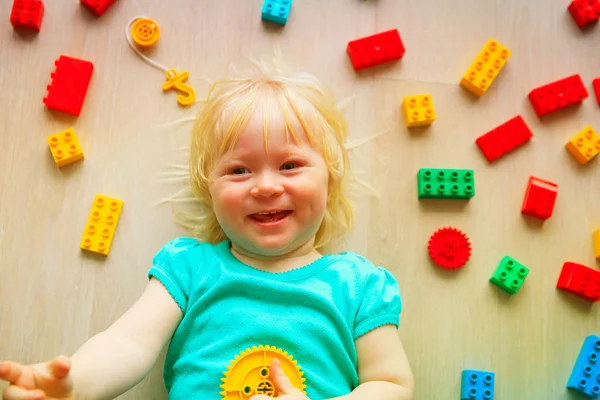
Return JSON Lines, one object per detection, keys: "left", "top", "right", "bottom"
{"left": 347, "top": 29, "right": 405, "bottom": 71}
{"left": 476, "top": 115, "right": 533, "bottom": 162}
{"left": 528, "top": 74, "right": 588, "bottom": 117}
{"left": 521, "top": 176, "right": 558, "bottom": 220}
{"left": 43, "top": 56, "right": 94, "bottom": 116}
{"left": 568, "top": 0, "right": 600, "bottom": 28}
{"left": 80, "top": 0, "right": 116, "bottom": 17}
{"left": 593, "top": 78, "right": 600, "bottom": 105}
{"left": 556, "top": 262, "right": 600, "bottom": 302}
{"left": 10, "top": 0, "right": 44, "bottom": 32}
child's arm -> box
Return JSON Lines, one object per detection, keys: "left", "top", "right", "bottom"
{"left": 0, "top": 278, "right": 182, "bottom": 400}
{"left": 329, "top": 325, "right": 414, "bottom": 400}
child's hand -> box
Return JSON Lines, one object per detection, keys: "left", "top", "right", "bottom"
{"left": 0, "top": 355, "right": 74, "bottom": 399}
{"left": 250, "top": 358, "right": 311, "bottom": 400}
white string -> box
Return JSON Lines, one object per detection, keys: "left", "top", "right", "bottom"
{"left": 125, "top": 16, "right": 169, "bottom": 73}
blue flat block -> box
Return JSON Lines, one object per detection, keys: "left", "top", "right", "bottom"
{"left": 461, "top": 369, "right": 495, "bottom": 400}
{"left": 261, "top": 0, "right": 292, "bottom": 25}
{"left": 567, "top": 335, "right": 600, "bottom": 399}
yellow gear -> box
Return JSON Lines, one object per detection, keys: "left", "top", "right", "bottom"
{"left": 220, "top": 345, "right": 306, "bottom": 399}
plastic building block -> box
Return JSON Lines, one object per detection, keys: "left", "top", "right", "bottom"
{"left": 528, "top": 74, "right": 589, "bottom": 117}
{"left": 594, "top": 229, "right": 600, "bottom": 259}
{"left": 418, "top": 168, "right": 475, "bottom": 200}
{"left": 220, "top": 345, "right": 306, "bottom": 399}
{"left": 401, "top": 94, "right": 436, "bottom": 128}
{"left": 347, "top": 29, "right": 405, "bottom": 71}
{"left": 520, "top": 176, "right": 557, "bottom": 220}
{"left": 489, "top": 256, "right": 529, "bottom": 295}
{"left": 10, "top": 0, "right": 44, "bottom": 32}
{"left": 593, "top": 78, "right": 600, "bottom": 105}
{"left": 80, "top": 195, "right": 123, "bottom": 256}
{"left": 556, "top": 262, "right": 600, "bottom": 303}
{"left": 460, "top": 38, "right": 511, "bottom": 97}
{"left": 476, "top": 116, "right": 533, "bottom": 162}
{"left": 565, "top": 126, "right": 600, "bottom": 165}
{"left": 261, "top": 0, "right": 292, "bottom": 25}
{"left": 80, "top": 0, "right": 115, "bottom": 17}
{"left": 428, "top": 227, "right": 472, "bottom": 270}
{"left": 163, "top": 69, "right": 196, "bottom": 106}
{"left": 46, "top": 128, "right": 84, "bottom": 168}
{"left": 567, "top": 335, "right": 600, "bottom": 398}
{"left": 130, "top": 17, "right": 160, "bottom": 48}
{"left": 43, "top": 55, "right": 94, "bottom": 116}
{"left": 461, "top": 369, "right": 495, "bottom": 400}
{"left": 568, "top": 0, "right": 600, "bottom": 28}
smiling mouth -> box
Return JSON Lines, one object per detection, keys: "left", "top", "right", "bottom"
{"left": 249, "top": 210, "right": 292, "bottom": 223}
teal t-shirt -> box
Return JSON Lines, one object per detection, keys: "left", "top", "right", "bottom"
{"left": 148, "top": 238, "right": 402, "bottom": 400}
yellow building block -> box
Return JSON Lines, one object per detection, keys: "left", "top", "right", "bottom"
{"left": 80, "top": 195, "right": 123, "bottom": 256}
{"left": 402, "top": 94, "right": 436, "bottom": 128}
{"left": 565, "top": 126, "right": 600, "bottom": 165}
{"left": 460, "top": 38, "right": 511, "bottom": 96}
{"left": 46, "top": 128, "right": 84, "bottom": 167}
{"left": 594, "top": 229, "right": 600, "bottom": 259}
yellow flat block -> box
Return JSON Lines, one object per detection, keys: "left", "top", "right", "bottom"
{"left": 594, "top": 229, "right": 600, "bottom": 259}
{"left": 80, "top": 195, "right": 123, "bottom": 256}
{"left": 460, "top": 38, "right": 511, "bottom": 96}
{"left": 46, "top": 128, "right": 84, "bottom": 167}
{"left": 402, "top": 94, "right": 436, "bottom": 128}
{"left": 566, "top": 126, "right": 600, "bottom": 165}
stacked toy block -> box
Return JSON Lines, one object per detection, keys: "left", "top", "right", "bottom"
{"left": 80, "top": 195, "right": 124, "bottom": 256}
{"left": 568, "top": 0, "right": 600, "bottom": 28}
{"left": 261, "top": 0, "right": 292, "bottom": 25}
{"left": 594, "top": 229, "right": 600, "bottom": 260}
{"left": 476, "top": 116, "right": 533, "bottom": 162}
{"left": 565, "top": 126, "right": 600, "bottom": 165}
{"left": 417, "top": 168, "right": 475, "bottom": 200}
{"left": 489, "top": 256, "right": 530, "bottom": 295}
{"left": 461, "top": 370, "right": 495, "bottom": 400}
{"left": 528, "top": 74, "right": 588, "bottom": 117}
{"left": 347, "top": 29, "right": 405, "bottom": 71}
{"left": 43, "top": 55, "right": 94, "bottom": 116}
{"left": 520, "top": 176, "right": 558, "bottom": 220}
{"left": 556, "top": 262, "right": 600, "bottom": 303}
{"left": 460, "top": 38, "right": 511, "bottom": 96}
{"left": 594, "top": 78, "right": 600, "bottom": 105}
{"left": 80, "top": 0, "right": 116, "bottom": 17}
{"left": 10, "top": 0, "right": 44, "bottom": 31}
{"left": 46, "top": 128, "right": 84, "bottom": 168}
{"left": 402, "top": 94, "right": 436, "bottom": 128}
{"left": 566, "top": 335, "right": 600, "bottom": 398}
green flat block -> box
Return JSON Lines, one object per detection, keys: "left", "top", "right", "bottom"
{"left": 417, "top": 168, "right": 475, "bottom": 199}
{"left": 490, "top": 256, "right": 529, "bottom": 294}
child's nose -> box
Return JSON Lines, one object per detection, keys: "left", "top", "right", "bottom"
{"left": 250, "top": 173, "right": 284, "bottom": 198}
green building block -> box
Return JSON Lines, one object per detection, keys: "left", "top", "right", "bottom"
{"left": 417, "top": 168, "right": 475, "bottom": 199}
{"left": 490, "top": 256, "right": 529, "bottom": 294}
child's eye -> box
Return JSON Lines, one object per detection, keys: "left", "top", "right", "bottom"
{"left": 281, "top": 162, "right": 301, "bottom": 170}
{"left": 230, "top": 167, "right": 249, "bottom": 175}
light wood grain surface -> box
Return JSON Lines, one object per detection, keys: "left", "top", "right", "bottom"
{"left": 1, "top": 1, "right": 599, "bottom": 399}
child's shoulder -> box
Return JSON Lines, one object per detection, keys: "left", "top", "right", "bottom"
{"left": 153, "top": 237, "right": 222, "bottom": 263}
{"left": 332, "top": 250, "right": 389, "bottom": 275}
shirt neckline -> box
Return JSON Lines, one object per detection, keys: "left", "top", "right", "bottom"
{"left": 215, "top": 240, "right": 338, "bottom": 282}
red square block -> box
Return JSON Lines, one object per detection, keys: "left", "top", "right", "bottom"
{"left": 10, "top": 0, "right": 44, "bottom": 32}
{"left": 568, "top": 0, "right": 600, "bottom": 28}
{"left": 80, "top": 0, "right": 116, "bottom": 17}
{"left": 528, "top": 74, "right": 588, "bottom": 117}
{"left": 521, "top": 176, "right": 558, "bottom": 220}
{"left": 476, "top": 115, "right": 533, "bottom": 162}
{"left": 43, "top": 55, "right": 94, "bottom": 116}
{"left": 593, "top": 78, "right": 600, "bottom": 105}
{"left": 347, "top": 29, "right": 405, "bottom": 71}
{"left": 557, "top": 262, "right": 600, "bottom": 302}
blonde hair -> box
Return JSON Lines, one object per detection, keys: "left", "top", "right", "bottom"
{"left": 172, "top": 61, "right": 355, "bottom": 250}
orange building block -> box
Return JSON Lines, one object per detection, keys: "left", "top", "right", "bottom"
{"left": 460, "top": 38, "right": 511, "bottom": 97}
{"left": 565, "top": 126, "right": 600, "bottom": 164}
{"left": 46, "top": 128, "right": 84, "bottom": 167}
{"left": 594, "top": 229, "right": 600, "bottom": 259}
{"left": 401, "top": 94, "right": 436, "bottom": 128}
{"left": 80, "top": 195, "right": 123, "bottom": 256}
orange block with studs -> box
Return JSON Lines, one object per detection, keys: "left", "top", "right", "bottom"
{"left": 460, "top": 38, "right": 511, "bottom": 97}
{"left": 565, "top": 126, "right": 600, "bottom": 164}
{"left": 594, "top": 229, "right": 600, "bottom": 259}
{"left": 80, "top": 195, "right": 123, "bottom": 256}
{"left": 402, "top": 94, "right": 436, "bottom": 128}
{"left": 46, "top": 128, "right": 84, "bottom": 167}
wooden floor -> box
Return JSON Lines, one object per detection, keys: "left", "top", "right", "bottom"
{"left": 1, "top": 0, "right": 599, "bottom": 398}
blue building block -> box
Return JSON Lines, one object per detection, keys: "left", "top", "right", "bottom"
{"left": 461, "top": 369, "right": 495, "bottom": 399}
{"left": 261, "top": 0, "right": 292, "bottom": 25}
{"left": 567, "top": 335, "right": 600, "bottom": 398}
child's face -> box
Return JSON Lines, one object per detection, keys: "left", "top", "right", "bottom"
{"left": 208, "top": 104, "right": 329, "bottom": 258}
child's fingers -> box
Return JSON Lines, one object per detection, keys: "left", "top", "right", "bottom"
{"left": 2, "top": 385, "right": 45, "bottom": 400}
{"left": 0, "top": 362, "right": 24, "bottom": 384}
{"left": 46, "top": 356, "right": 70, "bottom": 379}
{"left": 270, "top": 358, "right": 295, "bottom": 394}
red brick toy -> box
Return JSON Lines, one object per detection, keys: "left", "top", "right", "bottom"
{"left": 476, "top": 116, "right": 533, "bottom": 162}
{"left": 10, "top": 0, "right": 44, "bottom": 32}
{"left": 521, "top": 176, "right": 558, "bottom": 220}
{"left": 568, "top": 0, "right": 600, "bottom": 28}
{"left": 556, "top": 262, "right": 600, "bottom": 302}
{"left": 347, "top": 29, "right": 405, "bottom": 71}
{"left": 593, "top": 78, "right": 600, "bottom": 105}
{"left": 80, "top": 0, "right": 116, "bottom": 17}
{"left": 528, "top": 74, "right": 588, "bottom": 117}
{"left": 43, "top": 55, "right": 94, "bottom": 116}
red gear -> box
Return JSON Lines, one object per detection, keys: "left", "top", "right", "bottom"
{"left": 428, "top": 227, "right": 471, "bottom": 269}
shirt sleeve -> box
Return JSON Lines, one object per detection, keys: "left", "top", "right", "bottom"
{"left": 148, "top": 237, "right": 201, "bottom": 315}
{"left": 353, "top": 266, "right": 402, "bottom": 340}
